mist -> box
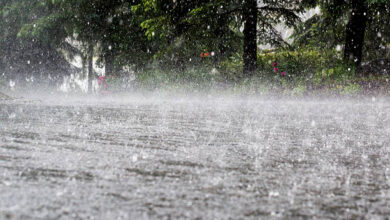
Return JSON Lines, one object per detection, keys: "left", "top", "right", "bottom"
{"left": 1, "top": 0, "right": 390, "bottom": 219}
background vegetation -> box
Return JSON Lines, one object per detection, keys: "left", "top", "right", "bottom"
{"left": 0, "top": 0, "right": 389, "bottom": 95}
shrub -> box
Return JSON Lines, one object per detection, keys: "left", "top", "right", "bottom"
{"left": 291, "top": 84, "right": 307, "bottom": 96}
{"left": 257, "top": 47, "right": 351, "bottom": 84}
{"left": 134, "top": 66, "right": 222, "bottom": 91}
{"left": 341, "top": 83, "right": 362, "bottom": 95}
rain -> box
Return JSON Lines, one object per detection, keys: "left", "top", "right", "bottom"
{"left": 1, "top": 0, "right": 390, "bottom": 219}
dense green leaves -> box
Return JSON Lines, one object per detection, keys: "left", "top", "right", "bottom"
{"left": 0, "top": 0, "right": 72, "bottom": 82}
{"left": 292, "top": 0, "right": 390, "bottom": 70}
{"left": 0, "top": 0, "right": 388, "bottom": 84}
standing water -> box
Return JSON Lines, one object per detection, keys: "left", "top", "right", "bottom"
{"left": 1, "top": 95, "right": 390, "bottom": 219}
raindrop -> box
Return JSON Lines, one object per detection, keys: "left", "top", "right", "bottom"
{"left": 9, "top": 80, "right": 15, "bottom": 87}
{"left": 56, "top": 191, "right": 65, "bottom": 197}
{"left": 132, "top": 155, "right": 138, "bottom": 162}
{"left": 108, "top": 45, "right": 112, "bottom": 50}
{"left": 311, "top": 120, "right": 316, "bottom": 127}
{"left": 27, "top": 60, "right": 30, "bottom": 65}
{"left": 8, "top": 113, "right": 16, "bottom": 119}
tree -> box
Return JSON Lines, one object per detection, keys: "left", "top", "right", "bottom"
{"left": 135, "top": 0, "right": 302, "bottom": 75}
{"left": 344, "top": 0, "right": 368, "bottom": 70}
{"left": 15, "top": 0, "right": 152, "bottom": 92}
{"left": 243, "top": 0, "right": 258, "bottom": 76}
{"left": 133, "top": 0, "right": 235, "bottom": 70}
{"left": 0, "top": 0, "right": 71, "bottom": 84}
{"left": 292, "top": 0, "right": 390, "bottom": 72}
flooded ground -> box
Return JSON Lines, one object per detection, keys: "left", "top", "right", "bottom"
{"left": 1, "top": 95, "right": 390, "bottom": 219}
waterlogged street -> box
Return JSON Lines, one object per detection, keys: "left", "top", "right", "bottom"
{"left": 1, "top": 95, "right": 390, "bottom": 219}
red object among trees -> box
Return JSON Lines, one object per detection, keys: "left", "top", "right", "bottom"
{"left": 200, "top": 52, "right": 210, "bottom": 58}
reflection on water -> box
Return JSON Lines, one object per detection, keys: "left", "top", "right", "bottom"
{"left": 1, "top": 96, "right": 390, "bottom": 219}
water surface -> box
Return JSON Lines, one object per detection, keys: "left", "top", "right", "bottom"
{"left": 1, "top": 95, "right": 390, "bottom": 219}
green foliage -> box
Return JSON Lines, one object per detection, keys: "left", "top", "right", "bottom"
{"left": 291, "top": 14, "right": 346, "bottom": 49}
{"left": 258, "top": 47, "right": 346, "bottom": 79}
{"left": 133, "top": 0, "right": 305, "bottom": 70}
{"left": 18, "top": 13, "right": 68, "bottom": 45}
{"left": 0, "top": 0, "right": 72, "bottom": 82}
{"left": 218, "top": 54, "right": 243, "bottom": 81}
{"left": 291, "top": 84, "right": 307, "bottom": 96}
{"left": 0, "top": 0, "right": 388, "bottom": 93}
{"left": 341, "top": 83, "right": 363, "bottom": 95}
{"left": 367, "top": 0, "right": 390, "bottom": 4}
{"left": 292, "top": 0, "right": 390, "bottom": 62}
{"left": 132, "top": 0, "right": 242, "bottom": 69}
{"left": 134, "top": 66, "right": 222, "bottom": 92}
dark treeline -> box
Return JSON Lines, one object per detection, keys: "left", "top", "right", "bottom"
{"left": 0, "top": 0, "right": 389, "bottom": 92}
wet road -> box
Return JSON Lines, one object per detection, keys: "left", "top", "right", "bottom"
{"left": 1, "top": 96, "right": 390, "bottom": 219}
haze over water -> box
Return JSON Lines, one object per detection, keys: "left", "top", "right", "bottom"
{"left": 1, "top": 93, "right": 390, "bottom": 219}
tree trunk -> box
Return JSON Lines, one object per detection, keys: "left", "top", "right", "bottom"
{"left": 216, "top": 17, "right": 228, "bottom": 58}
{"left": 101, "top": 40, "right": 115, "bottom": 77}
{"left": 105, "top": 52, "right": 114, "bottom": 77}
{"left": 87, "top": 44, "right": 94, "bottom": 94}
{"left": 242, "top": 0, "right": 258, "bottom": 76}
{"left": 81, "top": 54, "right": 87, "bottom": 79}
{"left": 344, "top": 0, "right": 368, "bottom": 72}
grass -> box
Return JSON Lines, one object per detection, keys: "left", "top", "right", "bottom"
{"left": 128, "top": 66, "right": 390, "bottom": 97}
{"left": 1, "top": 61, "right": 389, "bottom": 97}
